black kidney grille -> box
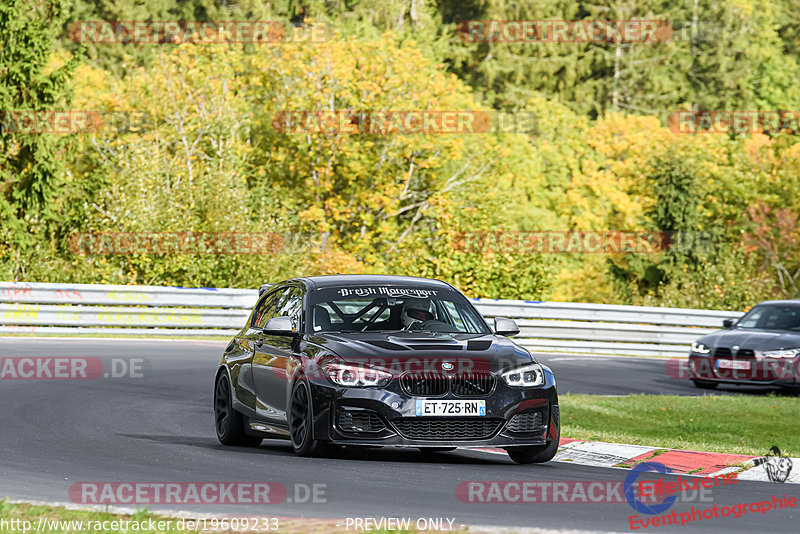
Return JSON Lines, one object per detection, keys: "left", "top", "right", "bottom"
{"left": 400, "top": 373, "right": 494, "bottom": 396}
{"left": 337, "top": 409, "right": 386, "bottom": 433}
{"left": 392, "top": 418, "right": 503, "bottom": 440}
{"left": 506, "top": 411, "right": 545, "bottom": 434}
{"left": 736, "top": 349, "right": 755, "bottom": 359}
{"left": 400, "top": 374, "right": 449, "bottom": 396}
{"left": 714, "top": 347, "right": 731, "bottom": 358}
{"left": 450, "top": 374, "right": 495, "bottom": 396}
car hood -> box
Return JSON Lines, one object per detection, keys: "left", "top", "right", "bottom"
{"left": 308, "top": 331, "right": 534, "bottom": 373}
{"left": 697, "top": 329, "right": 800, "bottom": 352}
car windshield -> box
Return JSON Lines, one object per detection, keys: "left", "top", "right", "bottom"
{"left": 308, "top": 285, "right": 489, "bottom": 334}
{"left": 736, "top": 304, "right": 800, "bottom": 331}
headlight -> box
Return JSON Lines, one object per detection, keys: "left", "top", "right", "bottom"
{"left": 761, "top": 349, "right": 800, "bottom": 359}
{"left": 691, "top": 342, "right": 711, "bottom": 354}
{"left": 323, "top": 362, "right": 392, "bottom": 387}
{"left": 502, "top": 363, "right": 544, "bottom": 387}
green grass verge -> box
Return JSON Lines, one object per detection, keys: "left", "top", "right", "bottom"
{"left": 560, "top": 393, "right": 799, "bottom": 457}
{"left": 0, "top": 501, "right": 193, "bottom": 533}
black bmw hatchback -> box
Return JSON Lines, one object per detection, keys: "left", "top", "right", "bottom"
{"left": 688, "top": 300, "right": 800, "bottom": 391}
{"left": 214, "top": 275, "right": 560, "bottom": 463}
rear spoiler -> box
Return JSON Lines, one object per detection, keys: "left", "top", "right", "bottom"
{"left": 258, "top": 284, "right": 273, "bottom": 297}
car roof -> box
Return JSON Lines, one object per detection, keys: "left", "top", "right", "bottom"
{"left": 751, "top": 300, "right": 800, "bottom": 307}
{"left": 291, "top": 274, "right": 457, "bottom": 291}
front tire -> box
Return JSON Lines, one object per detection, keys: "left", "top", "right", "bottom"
{"left": 214, "top": 373, "right": 262, "bottom": 447}
{"left": 506, "top": 416, "right": 560, "bottom": 465}
{"left": 506, "top": 438, "right": 559, "bottom": 464}
{"left": 289, "top": 380, "right": 338, "bottom": 457}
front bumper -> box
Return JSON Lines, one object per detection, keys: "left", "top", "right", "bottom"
{"left": 688, "top": 354, "right": 800, "bottom": 386}
{"left": 305, "top": 369, "right": 559, "bottom": 448}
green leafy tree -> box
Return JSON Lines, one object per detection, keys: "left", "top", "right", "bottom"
{"left": 609, "top": 146, "right": 704, "bottom": 298}
{"left": 0, "top": 0, "right": 79, "bottom": 279}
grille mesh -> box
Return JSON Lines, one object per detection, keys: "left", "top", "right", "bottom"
{"left": 337, "top": 409, "right": 386, "bottom": 433}
{"left": 506, "top": 411, "right": 545, "bottom": 434}
{"left": 392, "top": 418, "right": 502, "bottom": 440}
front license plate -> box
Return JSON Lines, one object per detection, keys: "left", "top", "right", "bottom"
{"left": 716, "top": 359, "right": 751, "bottom": 370}
{"left": 415, "top": 399, "right": 486, "bottom": 416}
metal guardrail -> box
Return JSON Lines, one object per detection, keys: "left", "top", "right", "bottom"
{"left": 472, "top": 299, "right": 743, "bottom": 356}
{"left": 0, "top": 281, "right": 743, "bottom": 357}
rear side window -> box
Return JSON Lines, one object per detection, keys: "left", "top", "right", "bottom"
{"left": 252, "top": 290, "right": 283, "bottom": 328}
{"left": 272, "top": 286, "right": 304, "bottom": 332}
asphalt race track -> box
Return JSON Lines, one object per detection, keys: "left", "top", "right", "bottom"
{"left": 0, "top": 338, "right": 797, "bottom": 533}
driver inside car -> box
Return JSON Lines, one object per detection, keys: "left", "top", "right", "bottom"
{"left": 401, "top": 299, "right": 438, "bottom": 330}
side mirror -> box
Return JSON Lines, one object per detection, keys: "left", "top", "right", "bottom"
{"left": 722, "top": 318, "right": 735, "bottom": 328}
{"left": 263, "top": 316, "right": 296, "bottom": 335}
{"left": 494, "top": 317, "right": 520, "bottom": 337}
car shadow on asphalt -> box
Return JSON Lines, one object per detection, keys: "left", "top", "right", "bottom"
{"left": 117, "top": 434, "right": 522, "bottom": 464}
{"left": 330, "top": 446, "right": 506, "bottom": 465}
{"left": 116, "top": 434, "right": 289, "bottom": 454}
